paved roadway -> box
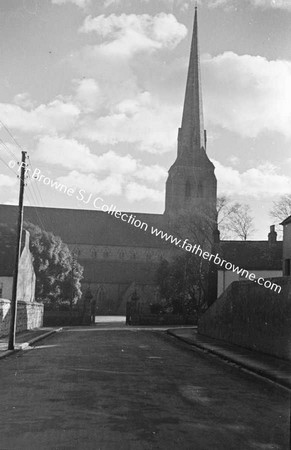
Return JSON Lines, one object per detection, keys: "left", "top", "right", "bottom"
{"left": 0, "top": 325, "right": 289, "bottom": 449}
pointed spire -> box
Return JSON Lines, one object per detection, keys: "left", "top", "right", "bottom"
{"left": 180, "top": 6, "right": 205, "bottom": 153}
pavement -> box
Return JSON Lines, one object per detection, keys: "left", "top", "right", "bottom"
{"left": 0, "top": 326, "right": 289, "bottom": 449}
{"left": 167, "top": 327, "right": 291, "bottom": 391}
{"left": 0, "top": 327, "right": 62, "bottom": 359}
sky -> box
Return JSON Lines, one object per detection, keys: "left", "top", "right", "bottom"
{"left": 0, "top": 0, "right": 291, "bottom": 239}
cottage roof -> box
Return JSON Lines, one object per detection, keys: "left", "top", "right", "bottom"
{"left": 218, "top": 240, "right": 282, "bottom": 271}
{"left": 280, "top": 215, "right": 291, "bottom": 226}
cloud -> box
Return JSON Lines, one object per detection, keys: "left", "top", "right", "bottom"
{"left": 0, "top": 99, "right": 80, "bottom": 134}
{"left": 34, "top": 134, "right": 166, "bottom": 179}
{"left": 34, "top": 136, "right": 137, "bottom": 174}
{"left": 101, "top": 0, "right": 291, "bottom": 11}
{"left": 76, "top": 91, "right": 181, "bottom": 153}
{"left": 235, "top": 0, "right": 291, "bottom": 11}
{"left": 57, "top": 171, "right": 124, "bottom": 196}
{"left": 73, "top": 78, "right": 103, "bottom": 112}
{"left": 135, "top": 165, "right": 167, "bottom": 183}
{"left": 80, "top": 13, "right": 187, "bottom": 57}
{"left": 125, "top": 182, "right": 164, "bottom": 202}
{"left": 215, "top": 160, "right": 291, "bottom": 197}
{"left": 57, "top": 171, "right": 164, "bottom": 202}
{"left": 34, "top": 135, "right": 167, "bottom": 201}
{"left": 51, "top": 0, "right": 91, "bottom": 8}
{"left": 13, "top": 93, "right": 34, "bottom": 109}
{"left": 203, "top": 52, "right": 291, "bottom": 138}
{"left": 202, "top": 0, "right": 291, "bottom": 10}
{"left": 0, "top": 174, "right": 17, "bottom": 187}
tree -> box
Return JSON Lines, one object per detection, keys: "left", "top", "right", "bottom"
{"left": 217, "top": 196, "right": 255, "bottom": 240}
{"left": 156, "top": 203, "right": 217, "bottom": 316}
{"left": 0, "top": 222, "right": 83, "bottom": 308}
{"left": 270, "top": 194, "right": 291, "bottom": 223}
{"left": 155, "top": 253, "right": 209, "bottom": 317}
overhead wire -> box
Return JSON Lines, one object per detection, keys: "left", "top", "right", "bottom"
{"left": 0, "top": 122, "right": 51, "bottom": 233}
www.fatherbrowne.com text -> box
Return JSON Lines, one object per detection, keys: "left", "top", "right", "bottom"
{"left": 13, "top": 161, "right": 282, "bottom": 294}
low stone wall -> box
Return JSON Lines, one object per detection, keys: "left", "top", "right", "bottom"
{"left": 43, "top": 310, "right": 87, "bottom": 327}
{"left": 130, "top": 314, "right": 196, "bottom": 326}
{"left": 198, "top": 277, "right": 291, "bottom": 360}
{"left": 0, "top": 299, "right": 44, "bottom": 337}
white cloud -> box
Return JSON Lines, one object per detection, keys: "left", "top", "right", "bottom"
{"left": 76, "top": 91, "right": 180, "bottom": 153}
{"left": 34, "top": 135, "right": 167, "bottom": 201}
{"left": 0, "top": 99, "right": 80, "bottom": 134}
{"left": 101, "top": 0, "right": 291, "bottom": 10}
{"left": 35, "top": 136, "right": 137, "bottom": 174}
{"left": 57, "top": 171, "right": 164, "bottom": 202}
{"left": 203, "top": 52, "right": 291, "bottom": 138}
{"left": 0, "top": 174, "right": 17, "bottom": 187}
{"left": 125, "top": 182, "right": 164, "bottom": 202}
{"left": 52, "top": 0, "right": 91, "bottom": 8}
{"left": 135, "top": 165, "right": 167, "bottom": 183}
{"left": 58, "top": 171, "right": 124, "bottom": 196}
{"left": 80, "top": 13, "right": 187, "bottom": 57}
{"left": 13, "top": 93, "right": 34, "bottom": 109}
{"left": 238, "top": 0, "right": 291, "bottom": 11}
{"left": 215, "top": 160, "right": 291, "bottom": 197}
{"left": 203, "top": 0, "right": 291, "bottom": 10}
{"left": 73, "top": 78, "right": 103, "bottom": 112}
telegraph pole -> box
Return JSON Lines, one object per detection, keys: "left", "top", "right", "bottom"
{"left": 8, "top": 151, "right": 27, "bottom": 350}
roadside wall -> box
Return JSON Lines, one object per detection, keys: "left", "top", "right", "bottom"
{"left": 0, "top": 299, "right": 43, "bottom": 337}
{"left": 198, "top": 277, "right": 291, "bottom": 360}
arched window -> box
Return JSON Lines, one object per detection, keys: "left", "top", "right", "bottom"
{"left": 91, "top": 247, "right": 97, "bottom": 259}
{"left": 185, "top": 180, "right": 191, "bottom": 198}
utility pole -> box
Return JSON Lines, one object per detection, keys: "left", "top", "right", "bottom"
{"left": 8, "top": 151, "right": 27, "bottom": 350}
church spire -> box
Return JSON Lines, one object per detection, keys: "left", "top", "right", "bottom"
{"left": 164, "top": 6, "right": 217, "bottom": 218}
{"left": 179, "top": 6, "right": 205, "bottom": 155}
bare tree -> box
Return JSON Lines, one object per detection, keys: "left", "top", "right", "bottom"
{"left": 217, "top": 196, "right": 255, "bottom": 240}
{"left": 227, "top": 204, "right": 255, "bottom": 240}
{"left": 270, "top": 194, "right": 291, "bottom": 222}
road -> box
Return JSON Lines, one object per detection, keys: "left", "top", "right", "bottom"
{"left": 0, "top": 325, "right": 289, "bottom": 450}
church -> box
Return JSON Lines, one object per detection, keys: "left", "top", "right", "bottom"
{"left": 0, "top": 8, "right": 282, "bottom": 313}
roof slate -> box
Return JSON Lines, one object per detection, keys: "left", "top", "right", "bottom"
{"left": 0, "top": 205, "right": 170, "bottom": 249}
{"left": 218, "top": 240, "right": 282, "bottom": 271}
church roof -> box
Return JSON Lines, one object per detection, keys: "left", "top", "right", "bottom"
{"left": 218, "top": 240, "right": 282, "bottom": 271}
{"left": 0, "top": 205, "right": 171, "bottom": 249}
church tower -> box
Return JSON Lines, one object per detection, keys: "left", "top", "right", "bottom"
{"left": 164, "top": 7, "right": 217, "bottom": 224}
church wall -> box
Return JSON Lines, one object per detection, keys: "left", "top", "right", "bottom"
{"left": 76, "top": 255, "right": 168, "bottom": 314}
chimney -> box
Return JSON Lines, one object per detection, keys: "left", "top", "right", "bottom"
{"left": 213, "top": 227, "right": 220, "bottom": 243}
{"left": 268, "top": 225, "right": 277, "bottom": 245}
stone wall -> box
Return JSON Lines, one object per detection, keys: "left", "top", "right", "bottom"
{"left": 0, "top": 299, "right": 44, "bottom": 337}
{"left": 130, "top": 314, "right": 196, "bottom": 326}
{"left": 198, "top": 277, "right": 291, "bottom": 360}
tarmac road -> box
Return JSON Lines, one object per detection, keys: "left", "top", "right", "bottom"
{"left": 0, "top": 326, "right": 289, "bottom": 450}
